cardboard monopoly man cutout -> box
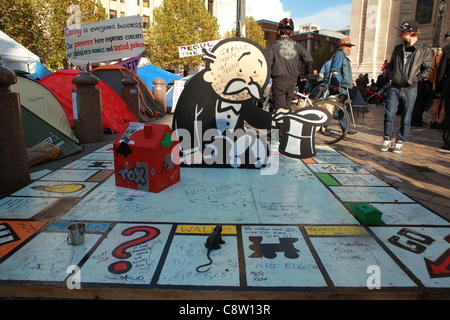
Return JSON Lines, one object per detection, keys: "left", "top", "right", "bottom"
{"left": 172, "top": 38, "right": 330, "bottom": 168}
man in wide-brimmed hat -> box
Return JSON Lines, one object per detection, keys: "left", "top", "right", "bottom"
{"left": 380, "top": 20, "right": 433, "bottom": 154}
{"left": 329, "top": 37, "right": 357, "bottom": 134}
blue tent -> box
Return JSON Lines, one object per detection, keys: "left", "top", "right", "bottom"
{"left": 137, "top": 64, "right": 182, "bottom": 91}
{"left": 36, "top": 61, "right": 52, "bottom": 79}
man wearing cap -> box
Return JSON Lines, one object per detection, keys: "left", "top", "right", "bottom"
{"left": 380, "top": 20, "right": 433, "bottom": 154}
{"left": 329, "top": 37, "right": 357, "bottom": 134}
{"left": 267, "top": 18, "right": 313, "bottom": 109}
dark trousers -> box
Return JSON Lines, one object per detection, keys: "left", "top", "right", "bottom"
{"left": 272, "top": 78, "right": 296, "bottom": 109}
{"left": 443, "top": 96, "right": 450, "bottom": 148}
{"left": 411, "top": 81, "right": 430, "bottom": 125}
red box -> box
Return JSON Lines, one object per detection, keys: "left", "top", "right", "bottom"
{"left": 113, "top": 123, "right": 180, "bottom": 193}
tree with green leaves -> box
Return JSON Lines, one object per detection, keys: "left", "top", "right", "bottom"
{"left": 146, "top": 0, "right": 220, "bottom": 73}
{"left": 1, "top": 0, "right": 106, "bottom": 71}
{"left": 34, "top": 0, "right": 107, "bottom": 70}
{"left": 312, "top": 40, "right": 335, "bottom": 72}
{"left": 0, "top": 0, "right": 44, "bottom": 57}
{"left": 224, "top": 16, "right": 266, "bottom": 49}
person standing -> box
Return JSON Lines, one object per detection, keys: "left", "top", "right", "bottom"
{"left": 435, "top": 32, "right": 450, "bottom": 152}
{"left": 329, "top": 37, "right": 357, "bottom": 134}
{"left": 267, "top": 18, "right": 313, "bottom": 109}
{"left": 380, "top": 20, "right": 433, "bottom": 153}
{"left": 356, "top": 73, "right": 367, "bottom": 99}
{"left": 376, "top": 68, "right": 390, "bottom": 91}
{"left": 429, "top": 46, "right": 445, "bottom": 130}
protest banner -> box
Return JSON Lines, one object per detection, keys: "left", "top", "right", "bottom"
{"left": 115, "top": 53, "right": 143, "bottom": 74}
{"left": 64, "top": 16, "right": 146, "bottom": 66}
{"left": 178, "top": 40, "right": 220, "bottom": 58}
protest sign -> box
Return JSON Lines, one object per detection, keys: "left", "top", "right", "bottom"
{"left": 64, "top": 16, "right": 145, "bottom": 66}
{"left": 115, "top": 53, "right": 143, "bottom": 74}
{"left": 178, "top": 40, "right": 220, "bottom": 58}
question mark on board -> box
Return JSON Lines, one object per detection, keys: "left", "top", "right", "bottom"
{"left": 108, "top": 226, "right": 160, "bottom": 274}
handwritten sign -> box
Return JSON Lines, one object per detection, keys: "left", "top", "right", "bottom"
{"left": 170, "top": 79, "right": 186, "bottom": 113}
{"left": 178, "top": 40, "right": 220, "bottom": 58}
{"left": 115, "top": 53, "right": 143, "bottom": 74}
{"left": 64, "top": 16, "right": 145, "bottom": 65}
{"left": 305, "top": 226, "right": 369, "bottom": 236}
{"left": 242, "top": 226, "right": 327, "bottom": 287}
{"left": 176, "top": 225, "right": 237, "bottom": 235}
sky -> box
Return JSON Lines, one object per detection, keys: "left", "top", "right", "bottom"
{"left": 246, "top": 0, "right": 353, "bottom": 31}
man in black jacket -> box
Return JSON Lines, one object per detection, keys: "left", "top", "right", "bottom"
{"left": 380, "top": 20, "right": 433, "bottom": 154}
{"left": 267, "top": 18, "right": 313, "bottom": 109}
{"left": 435, "top": 32, "right": 450, "bottom": 152}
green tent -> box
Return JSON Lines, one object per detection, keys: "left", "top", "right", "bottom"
{"left": 21, "top": 106, "right": 83, "bottom": 160}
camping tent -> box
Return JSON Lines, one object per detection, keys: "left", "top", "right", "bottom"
{"left": 13, "top": 76, "right": 79, "bottom": 142}
{"left": 137, "top": 64, "right": 182, "bottom": 91}
{"left": 0, "top": 31, "right": 39, "bottom": 77}
{"left": 21, "top": 106, "right": 83, "bottom": 160}
{"left": 92, "top": 65, "right": 162, "bottom": 121}
{"left": 11, "top": 76, "right": 83, "bottom": 159}
{"left": 39, "top": 69, "right": 138, "bottom": 133}
{"left": 36, "top": 61, "right": 52, "bottom": 80}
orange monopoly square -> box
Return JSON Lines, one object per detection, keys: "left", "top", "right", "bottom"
{"left": 113, "top": 123, "right": 180, "bottom": 193}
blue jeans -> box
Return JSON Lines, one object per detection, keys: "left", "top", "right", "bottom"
{"left": 384, "top": 86, "right": 418, "bottom": 142}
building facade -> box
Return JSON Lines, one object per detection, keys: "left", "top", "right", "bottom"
{"left": 204, "top": 0, "right": 238, "bottom": 36}
{"left": 258, "top": 20, "right": 347, "bottom": 57}
{"left": 350, "top": 0, "right": 450, "bottom": 80}
{"left": 98, "top": 0, "right": 238, "bottom": 37}
{"left": 98, "top": 0, "right": 156, "bottom": 27}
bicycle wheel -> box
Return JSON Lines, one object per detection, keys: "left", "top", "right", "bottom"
{"left": 311, "top": 99, "right": 350, "bottom": 145}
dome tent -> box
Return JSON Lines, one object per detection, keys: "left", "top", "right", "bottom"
{"left": 12, "top": 76, "right": 82, "bottom": 159}
{"left": 0, "top": 31, "right": 39, "bottom": 78}
{"left": 137, "top": 64, "right": 182, "bottom": 91}
{"left": 39, "top": 69, "right": 138, "bottom": 133}
{"left": 92, "top": 65, "right": 162, "bottom": 121}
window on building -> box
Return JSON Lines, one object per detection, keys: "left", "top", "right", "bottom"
{"left": 415, "top": 0, "right": 434, "bottom": 24}
{"left": 143, "top": 0, "right": 149, "bottom": 7}
{"left": 121, "top": 11, "right": 125, "bottom": 17}
{"left": 143, "top": 15, "right": 150, "bottom": 28}
{"left": 137, "top": 0, "right": 140, "bottom": 5}
{"left": 208, "top": 0, "right": 214, "bottom": 14}
{"left": 120, "top": 0, "right": 125, "bottom": 3}
{"left": 264, "top": 33, "right": 270, "bottom": 41}
{"left": 110, "top": 10, "right": 117, "bottom": 19}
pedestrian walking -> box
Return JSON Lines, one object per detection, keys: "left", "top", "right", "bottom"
{"left": 380, "top": 20, "right": 433, "bottom": 154}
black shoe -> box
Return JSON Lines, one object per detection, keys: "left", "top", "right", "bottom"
{"left": 430, "top": 121, "right": 437, "bottom": 129}
{"left": 436, "top": 123, "right": 444, "bottom": 130}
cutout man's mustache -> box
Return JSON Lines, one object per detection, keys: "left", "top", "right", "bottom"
{"left": 223, "top": 78, "right": 262, "bottom": 100}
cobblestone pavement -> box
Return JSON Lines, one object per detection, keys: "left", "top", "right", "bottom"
{"left": 331, "top": 104, "right": 450, "bottom": 221}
